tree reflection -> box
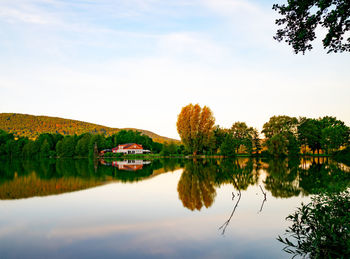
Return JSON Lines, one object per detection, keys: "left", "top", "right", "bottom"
{"left": 1, "top": 157, "right": 349, "bottom": 201}
{"left": 217, "top": 158, "right": 258, "bottom": 190}
{"left": 0, "top": 158, "right": 182, "bottom": 199}
{"left": 177, "top": 159, "right": 217, "bottom": 211}
{"left": 264, "top": 158, "right": 301, "bottom": 198}
{"left": 299, "top": 160, "right": 350, "bottom": 194}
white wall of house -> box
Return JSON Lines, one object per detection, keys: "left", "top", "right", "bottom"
{"left": 115, "top": 149, "right": 143, "bottom": 154}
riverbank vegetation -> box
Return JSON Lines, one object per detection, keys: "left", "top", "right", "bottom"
{"left": 0, "top": 129, "right": 163, "bottom": 158}
{"left": 176, "top": 104, "right": 350, "bottom": 158}
{"left": 1, "top": 105, "right": 349, "bottom": 159}
{"left": 278, "top": 190, "right": 350, "bottom": 258}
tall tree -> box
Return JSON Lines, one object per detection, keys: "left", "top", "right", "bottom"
{"left": 251, "top": 128, "right": 262, "bottom": 155}
{"left": 220, "top": 133, "right": 236, "bottom": 156}
{"left": 298, "top": 118, "right": 322, "bottom": 154}
{"left": 273, "top": 0, "right": 350, "bottom": 53}
{"left": 177, "top": 104, "right": 215, "bottom": 155}
{"left": 230, "top": 122, "right": 255, "bottom": 154}
{"left": 320, "top": 116, "right": 349, "bottom": 153}
{"left": 262, "top": 115, "right": 299, "bottom": 156}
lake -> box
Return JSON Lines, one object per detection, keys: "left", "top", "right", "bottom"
{"left": 0, "top": 157, "right": 349, "bottom": 258}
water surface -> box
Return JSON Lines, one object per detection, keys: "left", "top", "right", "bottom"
{"left": 0, "top": 157, "right": 349, "bottom": 258}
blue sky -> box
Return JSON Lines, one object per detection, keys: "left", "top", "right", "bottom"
{"left": 1, "top": 0, "right": 349, "bottom": 139}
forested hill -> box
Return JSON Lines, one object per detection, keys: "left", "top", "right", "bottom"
{"left": 0, "top": 113, "right": 178, "bottom": 143}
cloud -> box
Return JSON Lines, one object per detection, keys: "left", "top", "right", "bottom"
{"left": 203, "top": 0, "right": 262, "bottom": 16}
{"left": 0, "top": 6, "right": 53, "bottom": 25}
{"left": 156, "top": 32, "right": 230, "bottom": 63}
{"left": 201, "top": 0, "right": 278, "bottom": 48}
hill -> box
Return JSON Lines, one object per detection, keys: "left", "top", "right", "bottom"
{"left": 0, "top": 113, "right": 179, "bottom": 143}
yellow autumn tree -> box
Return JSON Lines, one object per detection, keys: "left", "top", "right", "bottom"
{"left": 176, "top": 103, "right": 215, "bottom": 155}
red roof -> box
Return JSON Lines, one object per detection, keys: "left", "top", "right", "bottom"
{"left": 113, "top": 143, "right": 143, "bottom": 150}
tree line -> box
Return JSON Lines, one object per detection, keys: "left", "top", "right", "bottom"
{"left": 0, "top": 129, "right": 163, "bottom": 158}
{"left": 177, "top": 104, "right": 350, "bottom": 157}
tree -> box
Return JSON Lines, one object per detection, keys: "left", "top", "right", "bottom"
{"left": 176, "top": 104, "right": 215, "bottom": 155}
{"left": 161, "top": 142, "right": 178, "bottom": 156}
{"left": 251, "top": 129, "right": 262, "bottom": 155}
{"left": 262, "top": 115, "right": 299, "bottom": 156}
{"left": 267, "top": 133, "right": 289, "bottom": 157}
{"left": 220, "top": 133, "right": 236, "bottom": 156}
{"left": 88, "top": 134, "right": 105, "bottom": 157}
{"left": 278, "top": 191, "right": 350, "bottom": 258}
{"left": 75, "top": 133, "right": 92, "bottom": 157}
{"left": 230, "top": 122, "right": 254, "bottom": 154}
{"left": 23, "top": 140, "right": 40, "bottom": 158}
{"left": 60, "top": 136, "right": 76, "bottom": 157}
{"left": 40, "top": 139, "right": 51, "bottom": 157}
{"left": 298, "top": 118, "right": 322, "bottom": 154}
{"left": 273, "top": 0, "right": 350, "bottom": 54}
{"left": 320, "top": 116, "right": 349, "bottom": 153}
{"left": 212, "top": 126, "right": 227, "bottom": 153}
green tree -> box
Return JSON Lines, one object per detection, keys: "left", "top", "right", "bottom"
{"left": 23, "top": 140, "right": 40, "bottom": 158}
{"left": 230, "top": 122, "right": 254, "bottom": 154}
{"left": 40, "top": 139, "right": 51, "bottom": 157}
{"left": 60, "top": 136, "right": 76, "bottom": 157}
{"left": 267, "top": 133, "right": 289, "bottom": 157}
{"left": 56, "top": 140, "right": 63, "bottom": 157}
{"left": 0, "top": 130, "right": 15, "bottom": 156}
{"left": 278, "top": 191, "right": 350, "bottom": 258}
{"left": 262, "top": 115, "right": 299, "bottom": 156}
{"left": 220, "top": 133, "right": 236, "bottom": 156}
{"left": 298, "top": 118, "right": 322, "bottom": 154}
{"left": 273, "top": 0, "right": 350, "bottom": 53}
{"left": 212, "top": 126, "right": 227, "bottom": 153}
{"left": 320, "top": 116, "right": 349, "bottom": 153}
{"left": 89, "top": 134, "right": 105, "bottom": 157}
{"left": 251, "top": 129, "right": 261, "bottom": 155}
{"left": 75, "top": 133, "right": 92, "bottom": 157}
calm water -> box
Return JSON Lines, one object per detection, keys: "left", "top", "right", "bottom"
{"left": 0, "top": 157, "right": 349, "bottom": 258}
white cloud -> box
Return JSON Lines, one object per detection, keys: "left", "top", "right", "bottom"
{"left": 156, "top": 32, "right": 230, "bottom": 63}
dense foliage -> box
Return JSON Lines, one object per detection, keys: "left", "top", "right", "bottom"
{"left": 263, "top": 115, "right": 349, "bottom": 157}
{"left": 1, "top": 109, "right": 349, "bottom": 158}
{"left": 273, "top": 0, "right": 350, "bottom": 53}
{"left": 0, "top": 129, "right": 164, "bottom": 158}
{"left": 176, "top": 104, "right": 215, "bottom": 155}
{"left": 278, "top": 190, "right": 350, "bottom": 258}
{"left": 0, "top": 113, "right": 176, "bottom": 143}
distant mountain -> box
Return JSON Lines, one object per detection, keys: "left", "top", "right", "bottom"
{"left": 0, "top": 113, "right": 179, "bottom": 143}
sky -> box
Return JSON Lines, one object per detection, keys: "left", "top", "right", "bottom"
{"left": 0, "top": 0, "right": 349, "bottom": 139}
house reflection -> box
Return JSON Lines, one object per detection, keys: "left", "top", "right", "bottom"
{"left": 101, "top": 160, "right": 151, "bottom": 171}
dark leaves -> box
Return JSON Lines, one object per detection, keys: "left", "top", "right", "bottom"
{"left": 273, "top": 0, "right": 350, "bottom": 53}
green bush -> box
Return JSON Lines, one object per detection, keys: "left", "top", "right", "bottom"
{"left": 278, "top": 190, "right": 350, "bottom": 258}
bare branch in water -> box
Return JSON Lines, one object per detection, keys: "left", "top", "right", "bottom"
{"left": 258, "top": 185, "right": 267, "bottom": 213}
{"left": 219, "top": 178, "right": 241, "bottom": 235}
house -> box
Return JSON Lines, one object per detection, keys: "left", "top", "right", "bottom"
{"left": 112, "top": 143, "right": 150, "bottom": 154}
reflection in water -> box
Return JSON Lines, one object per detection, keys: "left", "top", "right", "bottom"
{"left": 177, "top": 160, "right": 217, "bottom": 211}
{"left": 0, "top": 157, "right": 349, "bottom": 202}
{"left": 258, "top": 185, "right": 267, "bottom": 213}
{"left": 219, "top": 181, "right": 242, "bottom": 235}
{"left": 264, "top": 158, "right": 301, "bottom": 198}
{"left": 0, "top": 158, "right": 181, "bottom": 199}
{"left": 101, "top": 159, "right": 151, "bottom": 171}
